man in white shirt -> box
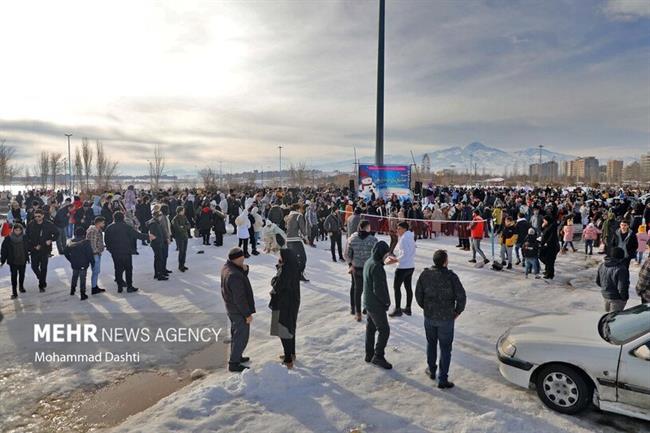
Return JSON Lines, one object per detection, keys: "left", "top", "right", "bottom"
{"left": 386, "top": 222, "right": 416, "bottom": 317}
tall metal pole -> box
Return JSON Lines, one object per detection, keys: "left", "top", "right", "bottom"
{"left": 65, "top": 133, "right": 72, "bottom": 195}
{"left": 278, "top": 145, "right": 283, "bottom": 187}
{"left": 538, "top": 144, "right": 544, "bottom": 184}
{"left": 375, "top": 0, "right": 385, "bottom": 166}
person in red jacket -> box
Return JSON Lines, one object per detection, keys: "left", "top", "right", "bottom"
{"left": 468, "top": 210, "right": 489, "bottom": 264}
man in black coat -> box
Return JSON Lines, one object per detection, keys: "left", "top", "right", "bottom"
{"left": 415, "top": 249, "right": 466, "bottom": 389}
{"left": 221, "top": 247, "right": 256, "bottom": 372}
{"left": 64, "top": 227, "right": 95, "bottom": 300}
{"left": 104, "top": 211, "right": 148, "bottom": 293}
{"left": 53, "top": 200, "right": 71, "bottom": 254}
{"left": 148, "top": 211, "right": 167, "bottom": 281}
{"left": 539, "top": 215, "right": 560, "bottom": 279}
{"left": 609, "top": 220, "right": 638, "bottom": 269}
{"left": 26, "top": 209, "right": 58, "bottom": 291}
{"left": 363, "top": 241, "right": 392, "bottom": 370}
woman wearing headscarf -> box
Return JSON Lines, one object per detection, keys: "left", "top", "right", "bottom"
{"left": 269, "top": 240, "right": 301, "bottom": 369}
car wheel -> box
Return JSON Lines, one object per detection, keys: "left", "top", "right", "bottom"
{"left": 535, "top": 364, "right": 593, "bottom": 415}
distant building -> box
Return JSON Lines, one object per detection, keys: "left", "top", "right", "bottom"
{"left": 606, "top": 160, "right": 623, "bottom": 184}
{"left": 623, "top": 161, "right": 641, "bottom": 182}
{"left": 558, "top": 160, "right": 569, "bottom": 178}
{"left": 570, "top": 157, "right": 599, "bottom": 184}
{"left": 599, "top": 165, "right": 607, "bottom": 183}
{"left": 529, "top": 161, "right": 558, "bottom": 183}
{"left": 641, "top": 153, "right": 650, "bottom": 182}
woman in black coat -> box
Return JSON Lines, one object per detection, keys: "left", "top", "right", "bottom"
{"left": 197, "top": 206, "right": 214, "bottom": 245}
{"left": 270, "top": 244, "right": 301, "bottom": 369}
{"left": 212, "top": 205, "right": 227, "bottom": 247}
{"left": 539, "top": 215, "right": 560, "bottom": 280}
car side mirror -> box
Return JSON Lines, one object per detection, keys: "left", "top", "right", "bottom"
{"left": 632, "top": 344, "right": 650, "bottom": 361}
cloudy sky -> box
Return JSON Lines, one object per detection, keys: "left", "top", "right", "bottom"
{"left": 0, "top": 0, "right": 648, "bottom": 175}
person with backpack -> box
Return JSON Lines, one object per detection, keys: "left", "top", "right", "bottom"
{"left": 522, "top": 228, "right": 541, "bottom": 279}
{"left": 64, "top": 227, "right": 95, "bottom": 301}
{"left": 499, "top": 217, "right": 518, "bottom": 270}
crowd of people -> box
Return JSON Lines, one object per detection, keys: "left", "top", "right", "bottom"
{"left": 1, "top": 183, "right": 649, "bottom": 385}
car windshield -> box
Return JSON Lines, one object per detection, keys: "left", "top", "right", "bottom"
{"left": 599, "top": 304, "right": 650, "bottom": 345}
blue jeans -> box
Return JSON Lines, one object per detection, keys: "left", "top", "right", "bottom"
{"left": 66, "top": 223, "right": 74, "bottom": 239}
{"left": 91, "top": 254, "right": 101, "bottom": 288}
{"left": 424, "top": 318, "right": 454, "bottom": 383}
{"left": 585, "top": 239, "right": 594, "bottom": 255}
{"left": 638, "top": 251, "right": 644, "bottom": 264}
{"left": 524, "top": 257, "right": 540, "bottom": 276}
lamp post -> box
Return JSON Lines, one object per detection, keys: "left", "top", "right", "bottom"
{"left": 538, "top": 144, "right": 544, "bottom": 185}
{"left": 278, "top": 145, "right": 283, "bottom": 187}
{"left": 65, "top": 133, "right": 72, "bottom": 195}
{"left": 375, "top": 0, "right": 385, "bottom": 166}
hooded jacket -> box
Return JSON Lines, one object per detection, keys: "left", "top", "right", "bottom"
{"left": 363, "top": 241, "right": 391, "bottom": 313}
{"left": 1, "top": 233, "right": 29, "bottom": 266}
{"left": 64, "top": 236, "right": 95, "bottom": 270}
{"left": 596, "top": 257, "right": 630, "bottom": 301}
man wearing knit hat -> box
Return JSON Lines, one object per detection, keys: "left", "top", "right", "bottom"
{"left": 221, "top": 246, "right": 256, "bottom": 372}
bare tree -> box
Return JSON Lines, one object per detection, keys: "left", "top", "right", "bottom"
{"left": 74, "top": 147, "right": 84, "bottom": 192}
{"left": 95, "top": 140, "right": 118, "bottom": 190}
{"left": 81, "top": 137, "right": 93, "bottom": 191}
{"left": 289, "top": 162, "right": 308, "bottom": 186}
{"left": 148, "top": 143, "right": 166, "bottom": 191}
{"left": 0, "top": 139, "right": 17, "bottom": 189}
{"left": 198, "top": 167, "right": 217, "bottom": 190}
{"left": 49, "top": 152, "right": 64, "bottom": 191}
{"left": 37, "top": 151, "right": 50, "bottom": 189}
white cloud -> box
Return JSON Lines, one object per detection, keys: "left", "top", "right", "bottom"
{"left": 603, "top": 0, "right": 650, "bottom": 20}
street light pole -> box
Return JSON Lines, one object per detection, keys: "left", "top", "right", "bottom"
{"left": 65, "top": 133, "right": 72, "bottom": 195}
{"left": 375, "top": 0, "right": 385, "bottom": 166}
{"left": 538, "top": 144, "right": 544, "bottom": 185}
{"left": 278, "top": 145, "right": 283, "bottom": 187}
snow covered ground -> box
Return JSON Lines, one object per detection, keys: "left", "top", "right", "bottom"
{"left": 0, "top": 231, "right": 646, "bottom": 433}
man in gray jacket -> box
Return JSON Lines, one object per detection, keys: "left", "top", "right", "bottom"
{"left": 324, "top": 207, "right": 345, "bottom": 262}
{"left": 415, "top": 249, "right": 466, "bottom": 389}
{"left": 345, "top": 220, "right": 377, "bottom": 321}
{"left": 346, "top": 207, "right": 362, "bottom": 238}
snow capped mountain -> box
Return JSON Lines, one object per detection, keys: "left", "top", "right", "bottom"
{"left": 313, "top": 142, "right": 576, "bottom": 175}
{"left": 421, "top": 142, "right": 575, "bottom": 176}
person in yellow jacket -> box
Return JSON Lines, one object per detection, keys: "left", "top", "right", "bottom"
{"left": 492, "top": 206, "right": 503, "bottom": 234}
{"left": 499, "top": 216, "right": 518, "bottom": 269}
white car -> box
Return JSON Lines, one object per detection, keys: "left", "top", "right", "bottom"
{"left": 496, "top": 304, "right": 650, "bottom": 421}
